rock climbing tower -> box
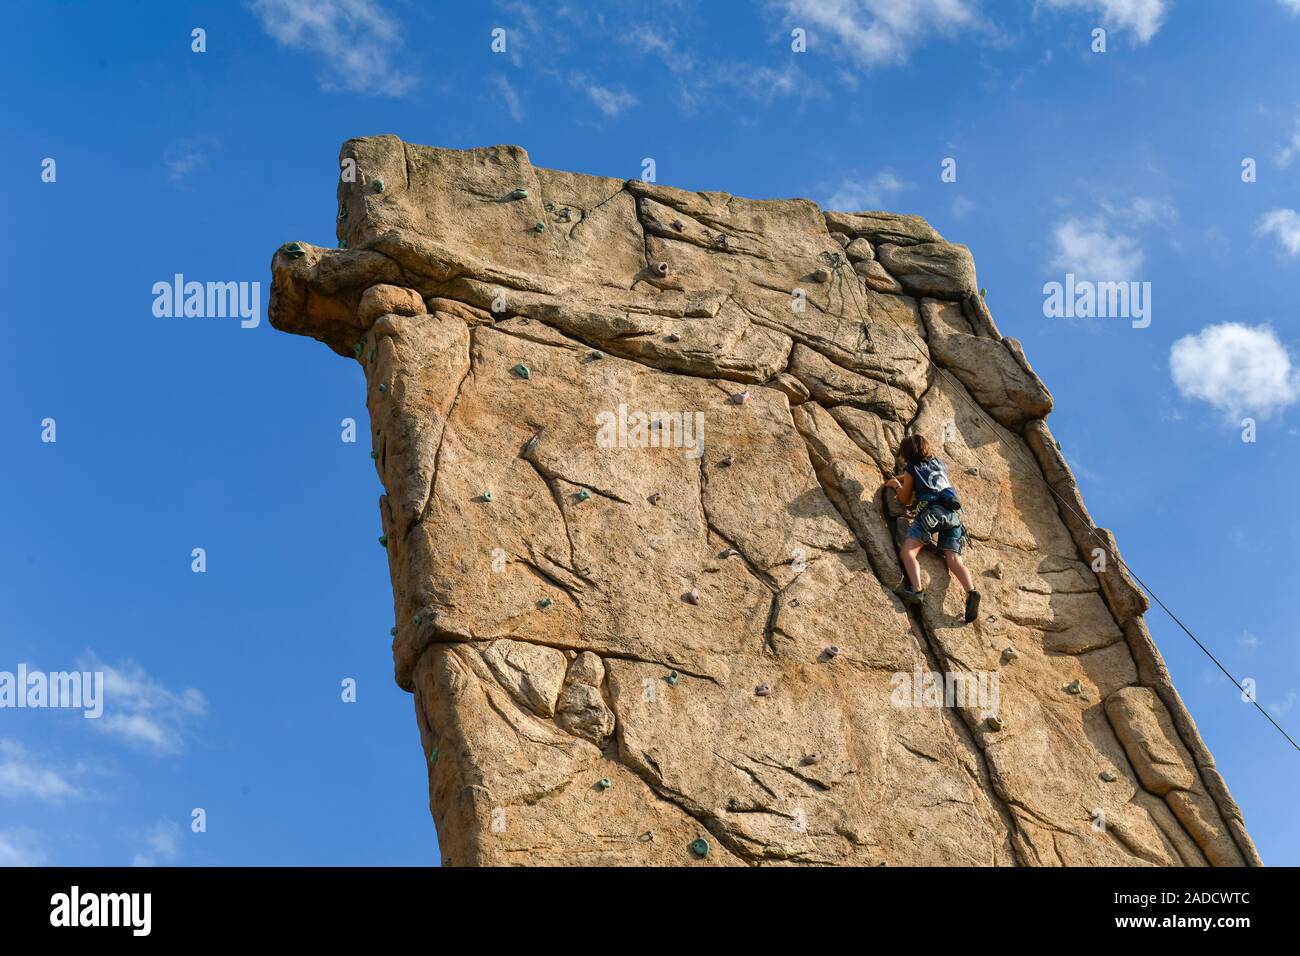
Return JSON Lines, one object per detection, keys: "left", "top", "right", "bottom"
{"left": 269, "top": 136, "right": 1260, "bottom": 867}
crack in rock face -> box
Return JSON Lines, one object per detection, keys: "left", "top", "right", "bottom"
{"left": 268, "top": 136, "right": 1261, "bottom": 868}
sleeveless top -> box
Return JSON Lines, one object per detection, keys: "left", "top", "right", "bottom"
{"left": 907, "top": 457, "right": 952, "bottom": 504}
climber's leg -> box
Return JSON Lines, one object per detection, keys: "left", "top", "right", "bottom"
{"left": 939, "top": 527, "right": 981, "bottom": 624}
{"left": 942, "top": 549, "right": 975, "bottom": 593}
{"left": 899, "top": 537, "right": 924, "bottom": 592}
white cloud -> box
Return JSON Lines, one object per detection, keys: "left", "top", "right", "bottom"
{"left": 164, "top": 148, "right": 207, "bottom": 185}
{"left": 131, "top": 821, "right": 182, "bottom": 867}
{"left": 491, "top": 74, "right": 525, "bottom": 122}
{"left": 0, "top": 740, "right": 81, "bottom": 804}
{"left": 1270, "top": 688, "right": 1297, "bottom": 718}
{"left": 1280, "top": 0, "right": 1300, "bottom": 14}
{"left": 1041, "top": 0, "right": 1170, "bottom": 43}
{"left": 772, "top": 0, "right": 980, "bottom": 68}
{"left": 0, "top": 828, "right": 46, "bottom": 867}
{"left": 82, "top": 656, "right": 207, "bottom": 756}
{"left": 1237, "top": 631, "right": 1261, "bottom": 654}
{"left": 250, "top": 0, "right": 416, "bottom": 96}
{"left": 1049, "top": 217, "right": 1145, "bottom": 280}
{"left": 571, "top": 74, "right": 638, "bottom": 117}
{"left": 824, "top": 170, "right": 907, "bottom": 210}
{"left": 1170, "top": 323, "right": 1300, "bottom": 420}
{"left": 1257, "top": 208, "right": 1300, "bottom": 258}
{"left": 1275, "top": 119, "right": 1300, "bottom": 169}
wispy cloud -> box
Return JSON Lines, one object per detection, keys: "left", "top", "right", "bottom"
{"left": 1257, "top": 208, "right": 1300, "bottom": 258}
{"left": 82, "top": 656, "right": 207, "bottom": 756}
{"left": 1237, "top": 631, "right": 1261, "bottom": 654}
{"left": 1169, "top": 323, "right": 1300, "bottom": 421}
{"left": 1040, "top": 0, "right": 1170, "bottom": 43}
{"left": 131, "top": 820, "right": 182, "bottom": 867}
{"left": 1280, "top": 0, "right": 1300, "bottom": 14}
{"left": 1049, "top": 217, "right": 1145, "bottom": 280}
{"left": 571, "top": 74, "right": 638, "bottom": 117}
{"left": 250, "top": 0, "right": 416, "bottom": 96}
{"left": 0, "top": 828, "right": 46, "bottom": 867}
{"left": 1274, "top": 115, "right": 1300, "bottom": 168}
{"left": 0, "top": 740, "right": 82, "bottom": 804}
{"left": 770, "top": 0, "right": 981, "bottom": 69}
{"left": 823, "top": 170, "right": 907, "bottom": 210}
{"left": 1046, "top": 195, "right": 1174, "bottom": 280}
{"left": 491, "top": 74, "right": 525, "bottom": 122}
{"left": 1270, "top": 688, "right": 1297, "bottom": 718}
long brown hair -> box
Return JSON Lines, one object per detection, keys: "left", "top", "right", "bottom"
{"left": 897, "top": 434, "right": 931, "bottom": 466}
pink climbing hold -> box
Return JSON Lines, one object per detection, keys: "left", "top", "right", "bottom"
{"left": 685, "top": 586, "right": 700, "bottom": 605}
{"left": 719, "top": 455, "right": 734, "bottom": 467}
{"left": 653, "top": 261, "right": 670, "bottom": 277}
{"left": 730, "top": 390, "right": 750, "bottom": 406}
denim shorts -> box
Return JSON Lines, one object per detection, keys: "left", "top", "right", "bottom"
{"left": 905, "top": 506, "right": 965, "bottom": 554}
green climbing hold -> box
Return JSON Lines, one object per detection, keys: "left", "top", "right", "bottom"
{"left": 413, "top": 615, "right": 422, "bottom": 626}
{"left": 370, "top": 450, "right": 379, "bottom": 460}
{"left": 980, "top": 287, "right": 987, "bottom": 298}
{"left": 533, "top": 221, "right": 546, "bottom": 233}
{"left": 378, "top": 383, "right": 387, "bottom": 393}
{"left": 577, "top": 488, "right": 591, "bottom": 502}
{"left": 367, "top": 350, "right": 375, "bottom": 362}
{"left": 538, "top": 597, "right": 554, "bottom": 609}
{"left": 512, "top": 364, "right": 531, "bottom": 380}
{"left": 378, "top": 534, "right": 389, "bottom": 547}
{"left": 482, "top": 490, "right": 493, "bottom": 502}
{"left": 690, "top": 838, "right": 710, "bottom": 858}
{"left": 338, "top": 238, "right": 348, "bottom": 250}
{"left": 665, "top": 670, "right": 679, "bottom": 687}
{"left": 390, "top": 627, "right": 397, "bottom": 637}
{"left": 428, "top": 746, "right": 439, "bottom": 764}
{"left": 373, "top": 179, "right": 385, "bottom": 193}
{"left": 597, "top": 778, "right": 612, "bottom": 790}
{"left": 590, "top": 350, "right": 604, "bottom": 360}
{"left": 281, "top": 242, "right": 306, "bottom": 260}
{"left": 510, "top": 188, "right": 529, "bottom": 200}
{"left": 353, "top": 343, "right": 364, "bottom": 358}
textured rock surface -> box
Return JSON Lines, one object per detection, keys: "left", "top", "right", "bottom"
{"left": 269, "top": 136, "right": 1261, "bottom": 867}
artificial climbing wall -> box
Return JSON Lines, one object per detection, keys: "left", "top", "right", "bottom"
{"left": 269, "top": 136, "right": 1260, "bottom": 867}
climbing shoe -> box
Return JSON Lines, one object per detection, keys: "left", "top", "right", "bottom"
{"left": 964, "top": 590, "right": 982, "bottom": 624}
{"left": 893, "top": 584, "right": 925, "bottom": 607}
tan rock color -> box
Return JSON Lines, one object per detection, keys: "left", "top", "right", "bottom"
{"left": 269, "top": 137, "right": 1261, "bottom": 867}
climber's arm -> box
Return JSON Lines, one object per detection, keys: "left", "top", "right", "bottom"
{"left": 884, "top": 471, "right": 915, "bottom": 506}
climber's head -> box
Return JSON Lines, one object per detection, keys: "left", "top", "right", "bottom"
{"left": 897, "top": 434, "right": 931, "bottom": 466}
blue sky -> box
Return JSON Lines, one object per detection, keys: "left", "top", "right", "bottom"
{"left": 2, "top": 0, "right": 1298, "bottom": 866}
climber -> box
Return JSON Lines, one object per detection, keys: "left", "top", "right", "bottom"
{"left": 882, "top": 434, "right": 981, "bottom": 624}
